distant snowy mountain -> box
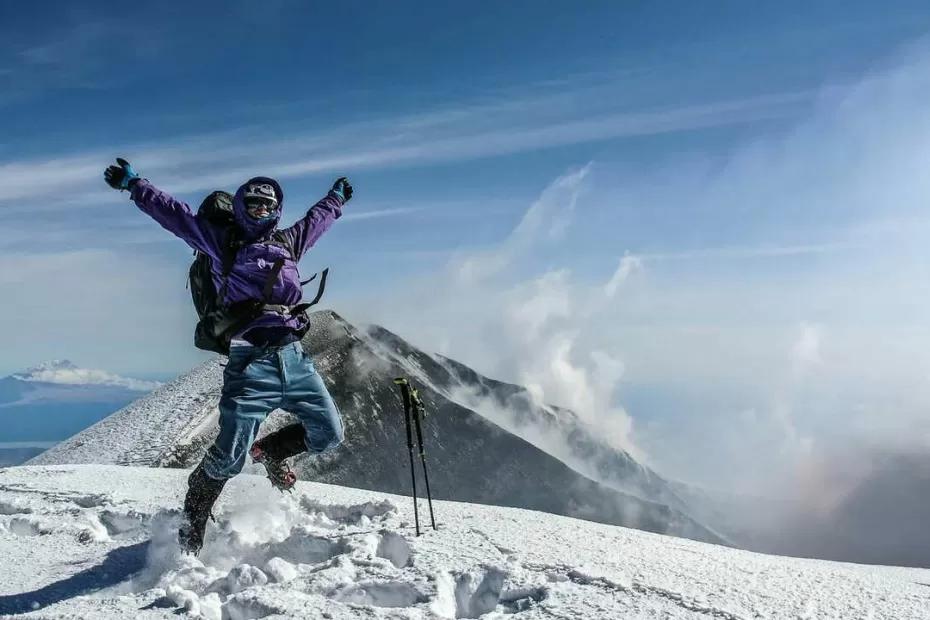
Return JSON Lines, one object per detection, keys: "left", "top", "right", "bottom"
{"left": 0, "top": 361, "right": 159, "bottom": 459}
{"left": 0, "top": 465, "right": 925, "bottom": 619}
{"left": 32, "top": 311, "right": 722, "bottom": 546}
{"left": 10, "top": 360, "right": 160, "bottom": 392}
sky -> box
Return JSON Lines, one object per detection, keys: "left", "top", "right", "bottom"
{"left": 3, "top": 1, "right": 930, "bottom": 502}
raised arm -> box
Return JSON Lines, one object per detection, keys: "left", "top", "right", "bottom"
{"left": 278, "top": 178, "right": 351, "bottom": 260}
{"left": 130, "top": 180, "right": 221, "bottom": 257}
{"left": 104, "top": 158, "right": 221, "bottom": 258}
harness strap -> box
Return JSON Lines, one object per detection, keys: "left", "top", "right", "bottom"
{"left": 303, "top": 267, "right": 328, "bottom": 308}
{"left": 262, "top": 258, "right": 286, "bottom": 302}
{"left": 259, "top": 267, "right": 329, "bottom": 317}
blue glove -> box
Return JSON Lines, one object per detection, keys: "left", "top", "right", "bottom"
{"left": 104, "top": 158, "right": 139, "bottom": 190}
{"left": 331, "top": 177, "right": 353, "bottom": 202}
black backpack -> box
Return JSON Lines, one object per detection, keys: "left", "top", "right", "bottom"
{"left": 189, "top": 191, "right": 235, "bottom": 323}
{"left": 188, "top": 191, "right": 328, "bottom": 355}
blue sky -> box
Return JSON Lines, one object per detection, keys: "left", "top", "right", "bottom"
{"left": 4, "top": 2, "right": 930, "bottom": 489}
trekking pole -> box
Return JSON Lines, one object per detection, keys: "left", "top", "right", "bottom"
{"left": 394, "top": 378, "right": 420, "bottom": 536}
{"left": 409, "top": 384, "right": 437, "bottom": 531}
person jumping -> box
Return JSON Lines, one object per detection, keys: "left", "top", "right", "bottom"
{"left": 103, "top": 159, "right": 351, "bottom": 554}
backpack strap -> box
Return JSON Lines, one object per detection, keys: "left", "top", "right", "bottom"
{"left": 217, "top": 227, "right": 243, "bottom": 303}
{"left": 258, "top": 232, "right": 306, "bottom": 306}
{"left": 221, "top": 228, "right": 241, "bottom": 275}
{"left": 269, "top": 231, "right": 298, "bottom": 261}
{"left": 262, "top": 258, "right": 286, "bottom": 302}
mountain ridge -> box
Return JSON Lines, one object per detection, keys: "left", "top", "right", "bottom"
{"left": 31, "top": 311, "right": 723, "bottom": 545}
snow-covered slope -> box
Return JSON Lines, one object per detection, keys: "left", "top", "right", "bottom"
{"left": 0, "top": 465, "right": 926, "bottom": 619}
{"left": 31, "top": 312, "right": 718, "bottom": 545}
{"left": 30, "top": 359, "right": 223, "bottom": 467}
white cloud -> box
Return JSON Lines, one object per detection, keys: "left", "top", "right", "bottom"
{"left": 0, "top": 88, "right": 810, "bottom": 211}
{"left": 1, "top": 17, "right": 163, "bottom": 105}
{"left": 455, "top": 165, "right": 591, "bottom": 283}
{"left": 0, "top": 154, "right": 103, "bottom": 202}
{"left": 604, "top": 254, "right": 642, "bottom": 299}
{"left": 637, "top": 242, "right": 855, "bottom": 262}
{"left": 792, "top": 322, "right": 823, "bottom": 369}
{"left": 340, "top": 207, "right": 423, "bottom": 222}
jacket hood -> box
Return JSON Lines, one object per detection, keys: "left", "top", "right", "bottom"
{"left": 233, "top": 176, "right": 284, "bottom": 240}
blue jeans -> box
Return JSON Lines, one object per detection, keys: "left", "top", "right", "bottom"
{"left": 201, "top": 340, "right": 344, "bottom": 480}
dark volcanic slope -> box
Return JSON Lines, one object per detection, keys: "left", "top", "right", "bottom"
{"left": 179, "top": 312, "right": 720, "bottom": 544}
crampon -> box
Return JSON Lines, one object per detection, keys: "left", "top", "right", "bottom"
{"left": 249, "top": 443, "right": 298, "bottom": 492}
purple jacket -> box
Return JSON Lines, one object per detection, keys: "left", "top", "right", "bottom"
{"left": 132, "top": 176, "right": 343, "bottom": 339}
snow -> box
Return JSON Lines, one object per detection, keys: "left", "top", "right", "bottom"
{"left": 1, "top": 465, "right": 928, "bottom": 619}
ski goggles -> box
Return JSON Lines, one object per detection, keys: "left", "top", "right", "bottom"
{"left": 245, "top": 198, "right": 279, "bottom": 219}
{"left": 244, "top": 183, "right": 279, "bottom": 218}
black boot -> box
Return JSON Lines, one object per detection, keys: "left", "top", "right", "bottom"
{"left": 249, "top": 423, "right": 307, "bottom": 491}
{"left": 178, "top": 464, "right": 227, "bottom": 555}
